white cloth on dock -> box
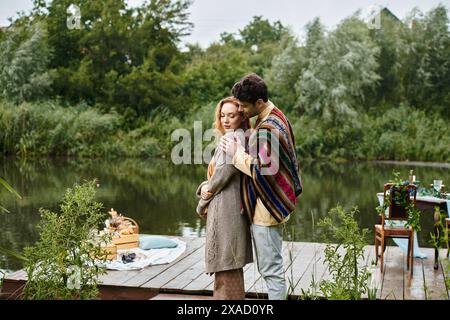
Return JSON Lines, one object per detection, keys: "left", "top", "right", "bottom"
{"left": 417, "top": 195, "right": 450, "bottom": 218}
{"left": 101, "top": 238, "right": 186, "bottom": 271}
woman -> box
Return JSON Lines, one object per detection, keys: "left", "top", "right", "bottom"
{"left": 196, "top": 96, "right": 253, "bottom": 300}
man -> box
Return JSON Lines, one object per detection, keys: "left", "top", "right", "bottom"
{"left": 219, "top": 73, "right": 303, "bottom": 300}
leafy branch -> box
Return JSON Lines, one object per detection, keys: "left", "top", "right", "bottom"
{"left": 376, "top": 170, "right": 421, "bottom": 232}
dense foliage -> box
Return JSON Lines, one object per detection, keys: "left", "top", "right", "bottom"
{"left": 317, "top": 205, "right": 371, "bottom": 300}
{"left": 0, "top": 1, "right": 449, "bottom": 161}
{"left": 23, "top": 180, "right": 109, "bottom": 300}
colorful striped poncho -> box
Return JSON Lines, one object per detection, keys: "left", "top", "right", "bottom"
{"left": 241, "top": 106, "right": 302, "bottom": 223}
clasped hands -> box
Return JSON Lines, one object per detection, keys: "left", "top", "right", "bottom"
{"left": 219, "top": 134, "right": 241, "bottom": 158}
{"left": 201, "top": 184, "right": 213, "bottom": 200}
{"left": 201, "top": 134, "right": 242, "bottom": 200}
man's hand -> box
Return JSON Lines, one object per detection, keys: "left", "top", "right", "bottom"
{"left": 219, "top": 135, "right": 240, "bottom": 158}
{"left": 201, "top": 184, "right": 213, "bottom": 200}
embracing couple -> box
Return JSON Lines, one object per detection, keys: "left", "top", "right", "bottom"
{"left": 196, "top": 73, "right": 302, "bottom": 300}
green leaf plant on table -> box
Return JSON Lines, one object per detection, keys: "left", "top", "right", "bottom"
{"left": 376, "top": 170, "right": 422, "bottom": 232}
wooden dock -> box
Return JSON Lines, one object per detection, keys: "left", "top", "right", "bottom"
{"left": 1, "top": 236, "right": 449, "bottom": 300}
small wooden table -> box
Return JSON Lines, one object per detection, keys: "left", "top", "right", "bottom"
{"left": 377, "top": 193, "right": 449, "bottom": 270}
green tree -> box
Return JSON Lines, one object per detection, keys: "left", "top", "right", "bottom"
{"left": 240, "top": 16, "right": 290, "bottom": 75}
{"left": 264, "top": 35, "right": 304, "bottom": 111}
{"left": 217, "top": 16, "right": 290, "bottom": 76}
{"left": 303, "top": 18, "right": 327, "bottom": 61}
{"left": 239, "top": 15, "right": 287, "bottom": 46}
{"left": 415, "top": 5, "right": 450, "bottom": 114}
{"left": 397, "top": 5, "right": 450, "bottom": 116}
{"left": 31, "top": 0, "right": 193, "bottom": 116}
{"left": 182, "top": 43, "right": 250, "bottom": 107}
{"left": 369, "top": 9, "right": 408, "bottom": 107}
{"left": 318, "top": 205, "right": 371, "bottom": 300}
{"left": 23, "top": 180, "right": 109, "bottom": 300}
{"left": 265, "top": 18, "right": 326, "bottom": 112}
{"left": 295, "top": 16, "right": 380, "bottom": 124}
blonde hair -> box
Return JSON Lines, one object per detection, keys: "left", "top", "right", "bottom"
{"left": 213, "top": 96, "right": 251, "bottom": 136}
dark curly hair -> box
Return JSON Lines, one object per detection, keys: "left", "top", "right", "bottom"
{"left": 232, "top": 73, "right": 268, "bottom": 104}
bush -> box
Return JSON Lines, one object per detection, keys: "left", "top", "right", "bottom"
{"left": 290, "top": 103, "right": 450, "bottom": 162}
{"left": 361, "top": 104, "right": 450, "bottom": 161}
{"left": 317, "top": 205, "right": 371, "bottom": 300}
{"left": 0, "top": 100, "right": 122, "bottom": 158}
{"left": 23, "top": 180, "right": 109, "bottom": 300}
{"left": 0, "top": 22, "right": 53, "bottom": 103}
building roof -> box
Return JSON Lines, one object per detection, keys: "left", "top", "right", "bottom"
{"left": 361, "top": 5, "right": 401, "bottom": 24}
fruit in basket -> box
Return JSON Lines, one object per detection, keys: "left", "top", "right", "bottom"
{"left": 107, "top": 208, "right": 136, "bottom": 234}
{"left": 119, "top": 227, "right": 134, "bottom": 235}
{"left": 108, "top": 208, "right": 124, "bottom": 228}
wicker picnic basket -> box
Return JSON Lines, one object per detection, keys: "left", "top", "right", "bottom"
{"left": 108, "top": 216, "right": 140, "bottom": 250}
{"left": 108, "top": 216, "right": 139, "bottom": 235}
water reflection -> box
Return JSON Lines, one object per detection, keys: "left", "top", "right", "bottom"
{"left": 1, "top": 157, "right": 449, "bottom": 271}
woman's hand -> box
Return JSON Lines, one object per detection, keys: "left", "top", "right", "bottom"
{"left": 201, "top": 184, "right": 213, "bottom": 200}
{"left": 219, "top": 135, "right": 240, "bottom": 158}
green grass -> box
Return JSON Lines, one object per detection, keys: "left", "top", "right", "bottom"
{"left": 1, "top": 99, "right": 449, "bottom": 162}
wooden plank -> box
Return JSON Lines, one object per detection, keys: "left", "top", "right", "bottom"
{"left": 182, "top": 253, "right": 258, "bottom": 293}
{"left": 98, "top": 285, "right": 158, "bottom": 300}
{"left": 4, "top": 238, "right": 448, "bottom": 300}
{"left": 183, "top": 259, "right": 257, "bottom": 293}
{"left": 365, "top": 243, "right": 384, "bottom": 300}
{"left": 244, "top": 241, "right": 304, "bottom": 295}
{"left": 100, "top": 234, "right": 189, "bottom": 286}
{"left": 403, "top": 247, "right": 431, "bottom": 300}
{"left": 183, "top": 268, "right": 215, "bottom": 292}
{"left": 439, "top": 252, "right": 450, "bottom": 299}
{"left": 151, "top": 293, "right": 214, "bottom": 300}
{"left": 283, "top": 241, "right": 307, "bottom": 294}
{"left": 365, "top": 245, "right": 376, "bottom": 267}
{"left": 403, "top": 258, "right": 425, "bottom": 300}
{"left": 2, "top": 235, "right": 191, "bottom": 287}
{"left": 243, "top": 263, "right": 265, "bottom": 296}
{"left": 203, "top": 243, "right": 261, "bottom": 293}
{"left": 380, "top": 246, "right": 404, "bottom": 300}
{"left": 142, "top": 241, "right": 206, "bottom": 290}
{"left": 376, "top": 245, "right": 389, "bottom": 300}
{"left": 188, "top": 259, "right": 258, "bottom": 293}
{"left": 117, "top": 237, "right": 205, "bottom": 288}
{"left": 422, "top": 247, "right": 448, "bottom": 300}
{"left": 99, "top": 236, "right": 200, "bottom": 287}
{"left": 99, "top": 270, "right": 140, "bottom": 286}
{"left": 201, "top": 241, "right": 305, "bottom": 296}
{"left": 160, "top": 250, "right": 206, "bottom": 291}
{"left": 247, "top": 241, "right": 301, "bottom": 295}
{"left": 361, "top": 245, "right": 376, "bottom": 299}
{"left": 164, "top": 238, "right": 290, "bottom": 292}
{"left": 292, "top": 243, "right": 326, "bottom": 296}
{"left": 0, "top": 279, "right": 26, "bottom": 299}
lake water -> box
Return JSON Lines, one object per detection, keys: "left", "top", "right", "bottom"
{"left": 1, "top": 157, "right": 449, "bottom": 271}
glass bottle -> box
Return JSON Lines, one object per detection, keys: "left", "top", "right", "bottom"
{"left": 408, "top": 170, "right": 415, "bottom": 185}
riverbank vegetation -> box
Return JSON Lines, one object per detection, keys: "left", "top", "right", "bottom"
{"left": 23, "top": 180, "right": 108, "bottom": 299}
{"left": 0, "top": 1, "right": 449, "bottom": 161}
